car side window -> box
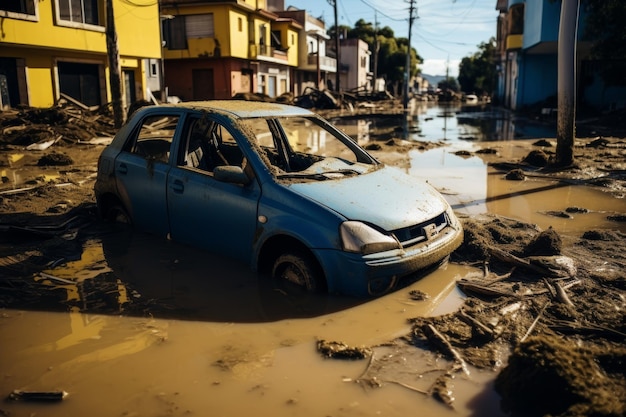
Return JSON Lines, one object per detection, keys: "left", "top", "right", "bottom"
{"left": 180, "top": 117, "right": 246, "bottom": 174}
{"left": 126, "top": 115, "right": 179, "bottom": 163}
{"left": 243, "top": 118, "right": 283, "bottom": 168}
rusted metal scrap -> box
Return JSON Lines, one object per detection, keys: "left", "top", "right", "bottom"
{"left": 8, "top": 390, "right": 68, "bottom": 402}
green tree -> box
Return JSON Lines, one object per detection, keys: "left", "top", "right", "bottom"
{"left": 437, "top": 77, "right": 460, "bottom": 92}
{"left": 457, "top": 37, "right": 497, "bottom": 96}
{"left": 582, "top": 0, "right": 626, "bottom": 86}
{"left": 328, "top": 20, "right": 422, "bottom": 94}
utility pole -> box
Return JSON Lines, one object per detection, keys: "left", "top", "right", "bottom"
{"left": 555, "top": 0, "right": 580, "bottom": 167}
{"left": 403, "top": 0, "right": 416, "bottom": 110}
{"left": 329, "top": 0, "right": 340, "bottom": 92}
{"left": 106, "top": 0, "right": 125, "bottom": 128}
{"left": 373, "top": 11, "right": 379, "bottom": 90}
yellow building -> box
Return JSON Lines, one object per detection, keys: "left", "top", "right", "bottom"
{"left": 0, "top": 0, "right": 161, "bottom": 109}
{"left": 160, "top": 0, "right": 300, "bottom": 100}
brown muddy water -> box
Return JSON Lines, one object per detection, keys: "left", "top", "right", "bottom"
{"left": 1, "top": 103, "right": 624, "bottom": 417}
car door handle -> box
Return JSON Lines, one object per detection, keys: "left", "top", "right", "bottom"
{"left": 117, "top": 163, "right": 128, "bottom": 175}
{"left": 171, "top": 180, "right": 184, "bottom": 193}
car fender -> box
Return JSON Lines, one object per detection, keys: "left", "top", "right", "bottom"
{"left": 251, "top": 183, "right": 346, "bottom": 273}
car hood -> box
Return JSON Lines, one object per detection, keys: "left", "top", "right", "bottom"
{"left": 286, "top": 166, "right": 450, "bottom": 231}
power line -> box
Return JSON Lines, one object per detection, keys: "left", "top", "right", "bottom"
{"left": 355, "top": 0, "right": 409, "bottom": 22}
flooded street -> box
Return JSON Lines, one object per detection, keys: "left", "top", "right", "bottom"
{"left": 1, "top": 103, "right": 624, "bottom": 417}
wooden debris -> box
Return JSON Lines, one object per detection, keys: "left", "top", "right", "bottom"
{"left": 26, "top": 135, "right": 62, "bottom": 151}
{"left": 430, "top": 372, "right": 455, "bottom": 409}
{"left": 422, "top": 324, "right": 470, "bottom": 375}
{"left": 542, "top": 279, "right": 574, "bottom": 306}
{"left": 520, "top": 301, "right": 550, "bottom": 343}
{"left": 488, "top": 247, "right": 553, "bottom": 276}
{"left": 457, "top": 279, "right": 518, "bottom": 298}
{"left": 499, "top": 301, "right": 523, "bottom": 316}
{"left": 553, "top": 281, "right": 575, "bottom": 306}
{"left": 459, "top": 308, "right": 495, "bottom": 337}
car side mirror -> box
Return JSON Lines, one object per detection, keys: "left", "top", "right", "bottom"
{"left": 214, "top": 165, "right": 250, "bottom": 185}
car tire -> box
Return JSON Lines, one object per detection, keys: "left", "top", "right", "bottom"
{"left": 272, "top": 251, "right": 323, "bottom": 293}
{"left": 105, "top": 203, "right": 132, "bottom": 225}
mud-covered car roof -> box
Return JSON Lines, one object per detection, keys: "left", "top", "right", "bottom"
{"left": 170, "top": 100, "right": 314, "bottom": 119}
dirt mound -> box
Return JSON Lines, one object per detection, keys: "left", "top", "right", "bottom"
{"left": 496, "top": 336, "right": 626, "bottom": 417}
{"left": 410, "top": 215, "right": 626, "bottom": 416}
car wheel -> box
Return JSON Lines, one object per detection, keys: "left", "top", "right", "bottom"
{"left": 272, "top": 251, "right": 323, "bottom": 293}
{"left": 106, "top": 203, "right": 132, "bottom": 225}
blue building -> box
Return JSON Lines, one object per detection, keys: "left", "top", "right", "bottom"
{"left": 495, "top": 0, "right": 625, "bottom": 114}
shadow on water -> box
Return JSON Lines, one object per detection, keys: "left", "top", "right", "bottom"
{"left": 99, "top": 226, "right": 365, "bottom": 322}
{"left": 0, "top": 207, "right": 365, "bottom": 323}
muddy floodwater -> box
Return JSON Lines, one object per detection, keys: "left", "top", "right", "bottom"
{"left": 1, "top": 103, "right": 624, "bottom": 417}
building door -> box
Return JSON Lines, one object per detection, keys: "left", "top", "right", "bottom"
{"left": 0, "top": 58, "right": 18, "bottom": 108}
{"left": 123, "top": 70, "right": 136, "bottom": 106}
{"left": 241, "top": 69, "right": 252, "bottom": 93}
{"left": 192, "top": 69, "right": 214, "bottom": 100}
{"left": 268, "top": 75, "right": 277, "bottom": 98}
{"left": 58, "top": 61, "right": 101, "bottom": 106}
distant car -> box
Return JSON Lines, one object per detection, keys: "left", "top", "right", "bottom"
{"left": 94, "top": 101, "right": 463, "bottom": 297}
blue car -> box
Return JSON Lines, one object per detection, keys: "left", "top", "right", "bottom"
{"left": 94, "top": 101, "right": 463, "bottom": 297}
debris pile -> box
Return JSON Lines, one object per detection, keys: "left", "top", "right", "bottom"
{"left": 0, "top": 99, "right": 117, "bottom": 149}
{"left": 406, "top": 215, "right": 626, "bottom": 416}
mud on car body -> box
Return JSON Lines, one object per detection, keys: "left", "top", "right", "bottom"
{"left": 94, "top": 101, "right": 463, "bottom": 297}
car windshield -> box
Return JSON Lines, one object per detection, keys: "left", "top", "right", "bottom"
{"left": 240, "top": 116, "right": 378, "bottom": 181}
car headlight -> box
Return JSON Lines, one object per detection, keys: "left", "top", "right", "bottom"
{"left": 340, "top": 221, "right": 402, "bottom": 255}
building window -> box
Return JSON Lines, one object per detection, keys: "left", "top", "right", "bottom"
{"left": 150, "top": 61, "right": 158, "bottom": 77}
{"left": 509, "top": 4, "right": 524, "bottom": 35}
{"left": 185, "top": 14, "right": 214, "bottom": 38}
{"left": 1, "top": 0, "right": 36, "bottom": 17}
{"left": 271, "top": 30, "right": 283, "bottom": 50}
{"left": 58, "top": 0, "right": 99, "bottom": 25}
{"left": 58, "top": 61, "right": 101, "bottom": 106}
{"left": 238, "top": 17, "right": 243, "bottom": 32}
{"left": 163, "top": 14, "right": 214, "bottom": 50}
{"left": 291, "top": 34, "right": 295, "bottom": 46}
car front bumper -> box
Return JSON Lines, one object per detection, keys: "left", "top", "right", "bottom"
{"left": 317, "top": 225, "right": 464, "bottom": 297}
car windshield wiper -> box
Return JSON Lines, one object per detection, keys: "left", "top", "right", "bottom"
{"left": 323, "top": 169, "right": 360, "bottom": 176}
{"left": 276, "top": 172, "right": 328, "bottom": 181}
{"left": 277, "top": 169, "right": 361, "bottom": 181}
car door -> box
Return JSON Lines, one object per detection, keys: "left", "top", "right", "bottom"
{"left": 113, "top": 112, "right": 181, "bottom": 237}
{"left": 166, "top": 115, "right": 261, "bottom": 264}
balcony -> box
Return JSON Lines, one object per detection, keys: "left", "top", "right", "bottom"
{"left": 506, "top": 34, "right": 523, "bottom": 50}
{"left": 303, "top": 54, "right": 337, "bottom": 73}
{"left": 249, "top": 44, "right": 288, "bottom": 64}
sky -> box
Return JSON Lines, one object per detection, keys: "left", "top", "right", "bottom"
{"left": 284, "top": 0, "right": 499, "bottom": 77}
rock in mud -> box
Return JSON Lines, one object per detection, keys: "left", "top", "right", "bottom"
{"left": 38, "top": 152, "right": 73, "bottom": 166}
{"left": 532, "top": 139, "right": 553, "bottom": 147}
{"left": 317, "top": 340, "right": 371, "bottom": 360}
{"left": 505, "top": 169, "right": 525, "bottom": 180}
{"left": 523, "top": 227, "right": 562, "bottom": 256}
{"left": 523, "top": 150, "right": 550, "bottom": 167}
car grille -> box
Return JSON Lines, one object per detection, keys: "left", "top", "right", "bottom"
{"left": 391, "top": 211, "right": 449, "bottom": 248}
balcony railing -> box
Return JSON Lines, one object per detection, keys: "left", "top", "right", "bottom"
{"left": 305, "top": 54, "right": 337, "bottom": 72}
{"left": 249, "top": 44, "right": 288, "bottom": 62}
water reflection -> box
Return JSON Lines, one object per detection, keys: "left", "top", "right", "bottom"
{"left": 406, "top": 147, "right": 626, "bottom": 233}
{"left": 32, "top": 228, "right": 364, "bottom": 322}
{"left": 334, "top": 102, "right": 556, "bottom": 143}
